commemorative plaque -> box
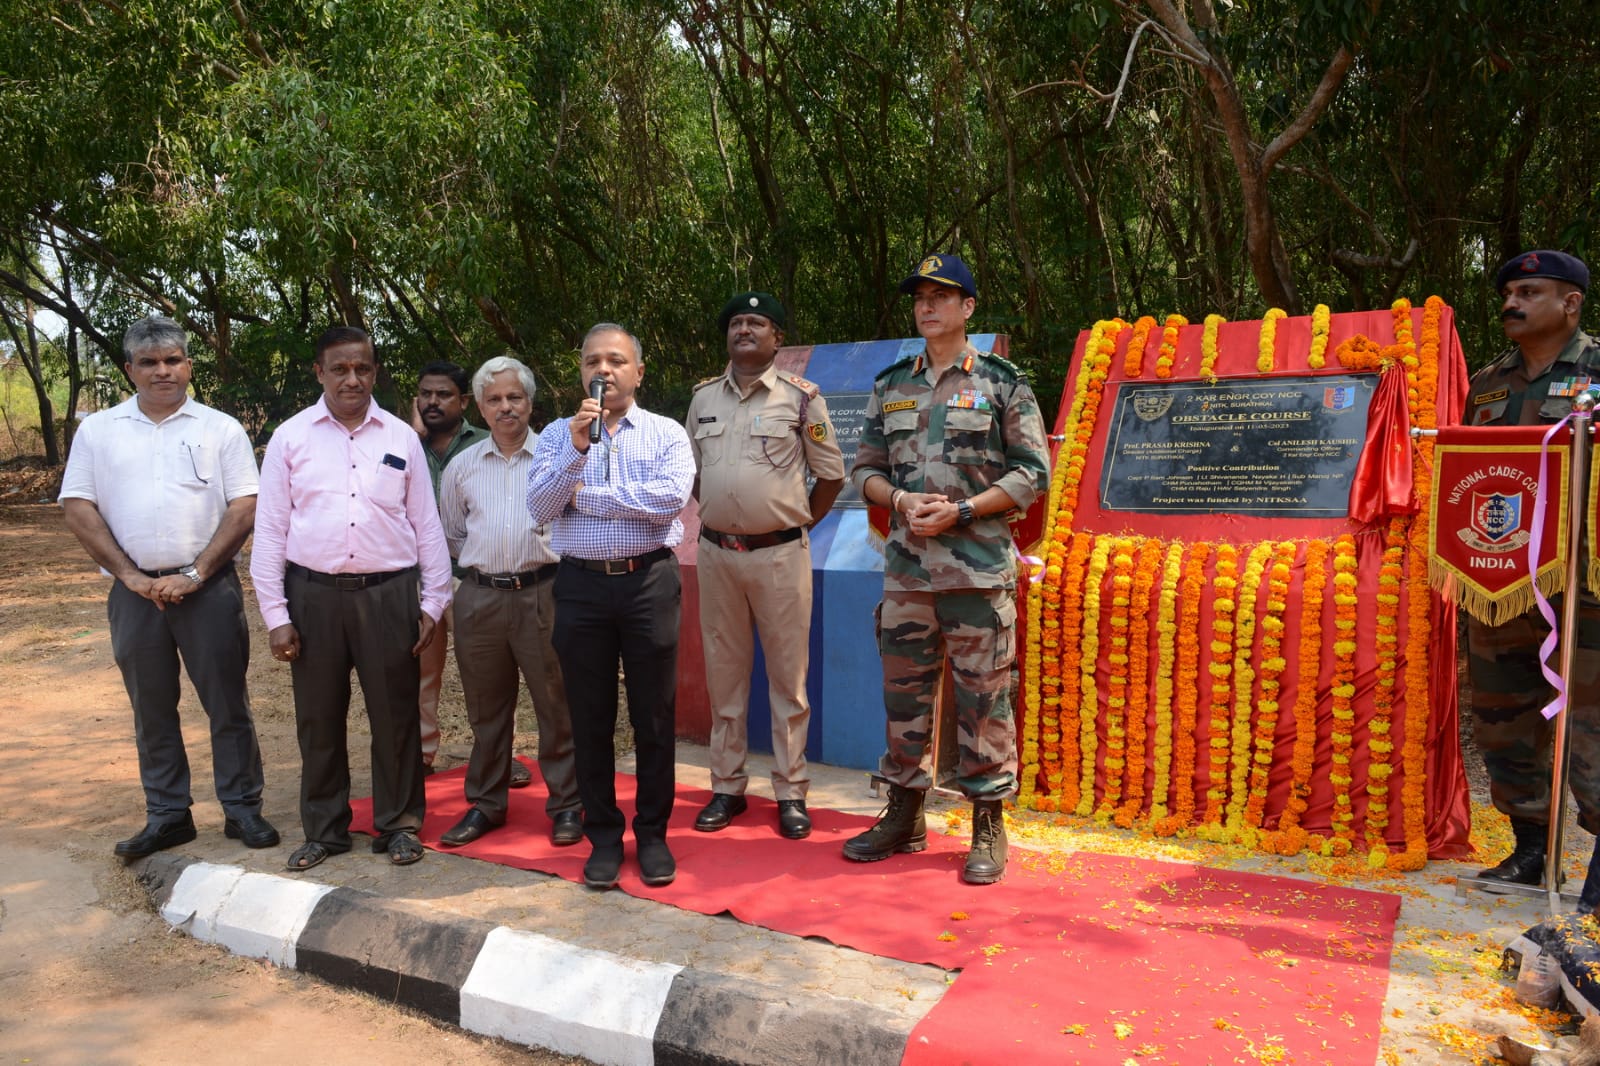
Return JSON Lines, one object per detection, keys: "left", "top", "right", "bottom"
{"left": 820, "top": 390, "right": 873, "bottom": 508}
{"left": 1099, "top": 374, "right": 1375, "bottom": 517}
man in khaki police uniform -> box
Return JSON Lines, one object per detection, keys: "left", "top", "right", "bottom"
{"left": 686, "top": 292, "right": 846, "bottom": 839}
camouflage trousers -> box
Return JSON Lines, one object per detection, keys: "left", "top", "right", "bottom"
{"left": 1468, "top": 595, "right": 1600, "bottom": 834}
{"left": 874, "top": 586, "right": 1018, "bottom": 799}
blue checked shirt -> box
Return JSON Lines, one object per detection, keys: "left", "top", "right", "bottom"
{"left": 526, "top": 403, "right": 694, "bottom": 560}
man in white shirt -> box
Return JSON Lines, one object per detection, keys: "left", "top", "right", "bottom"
{"left": 60, "top": 315, "right": 277, "bottom": 859}
{"left": 437, "top": 356, "right": 580, "bottom": 847}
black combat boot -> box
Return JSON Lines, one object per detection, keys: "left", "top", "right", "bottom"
{"left": 1478, "top": 819, "right": 1547, "bottom": 886}
{"left": 962, "top": 799, "right": 1009, "bottom": 885}
{"left": 1578, "top": 838, "right": 1600, "bottom": 914}
{"left": 842, "top": 784, "right": 927, "bottom": 862}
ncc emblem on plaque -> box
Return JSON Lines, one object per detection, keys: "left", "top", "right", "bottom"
{"left": 1131, "top": 391, "right": 1174, "bottom": 422}
{"left": 1459, "top": 490, "right": 1529, "bottom": 552}
{"left": 1323, "top": 385, "right": 1355, "bottom": 411}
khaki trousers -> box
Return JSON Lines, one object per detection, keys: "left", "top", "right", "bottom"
{"left": 698, "top": 535, "right": 813, "bottom": 800}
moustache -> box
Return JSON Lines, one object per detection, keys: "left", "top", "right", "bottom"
{"left": 1501, "top": 309, "right": 1527, "bottom": 321}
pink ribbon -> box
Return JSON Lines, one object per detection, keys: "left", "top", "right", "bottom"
{"left": 1529, "top": 417, "right": 1571, "bottom": 719}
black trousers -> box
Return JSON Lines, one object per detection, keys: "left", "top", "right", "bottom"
{"left": 107, "top": 566, "right": 265, "bottom": 822}
{"left": 285, "top": 566, "right": 425, "bottom": 848}
{"left": 551, "top": 554, "right": 681, "bottom": 850}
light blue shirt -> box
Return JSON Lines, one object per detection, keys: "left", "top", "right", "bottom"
{"left": 526, "top": 403, "right": 693, "bottom": 560}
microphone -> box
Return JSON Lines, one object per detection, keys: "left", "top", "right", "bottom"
{"left": 588, "top": 376, "right": 606, "bottom": 444}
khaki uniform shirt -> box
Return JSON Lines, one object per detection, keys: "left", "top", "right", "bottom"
{"left": 686, "top": 364, "right": 846, "bottom": 534}
{"left": 851, "top": 342, "right": 1049, "bottom": 592}
{"left": 1465, "top": 328, "right": 1600, "bottom": 427}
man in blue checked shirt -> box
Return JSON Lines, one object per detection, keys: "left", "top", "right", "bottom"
{"left": 527, "top": 323, "right": 694, "bottom": 891}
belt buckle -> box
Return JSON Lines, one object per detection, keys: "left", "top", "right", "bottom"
{"left": 489, "top": 574, "right": 518, "bottom": 590}
{"left": 726, "top": 534, "right": 749, "bottom": 552}
{"left": 334, "top": 574, "right": 365, "bottom": 591}
{"left": 602, "top": 558, "right": 633, "bottom": 576}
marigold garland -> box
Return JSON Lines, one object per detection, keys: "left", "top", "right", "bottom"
{"left": 1097, "top": 537, "right": 1137, "bottom": 821}
{"left": 1307, "top": 304, "right": 1331, "bottom": 369}
{"left": 1260, "top": 539, "right": 1329, "bottom": 857}
{"left": 1154, "top": 542, "right": 1210, "bottom": 836}
{"left": 1200, "top": 314, "right": 1226, "bottom": 384}
{"left": 1392, "top": 295, "right": 1444, "bottom": 871}
{"left": 1201, "top": 543, "right": 1239, "bottom": 829}
{"left": 1154, "top": 314, "right": 1187, "bottom": 379}
{"left": 1242, "top": 540, "right": 1297, "bottom": 836}
{"left": 1045, "top": 531, "right": 1095, "bottom": 814}
{"left": 1335, "top": 334, "right": 1388, "bottom": 372}
{"left": 1123, "top": 316, "right": 1157, "bottom": 379}
{"left": 1327, "top": 534, "right": 1360, "bottom": 856}
{"left": 1147, "top": 542, "right": 1185, "bottom": 825}
{"left": 1366, "top": 517, "right": 1407, "bottom": 867}
{"left": 1256, "top": 308, "right": 1286, "bottom": 373}
{"left": 1075, "top": 536, "right": 1114, "bottom": 816}
{"left": 1216, "top": 542, "right": 1273, "bottom": 842}
{"left": 1116, "top": 538, "right": 1163, "bottom": 827}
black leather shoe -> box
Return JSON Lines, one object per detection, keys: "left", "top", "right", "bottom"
{"left": 440, "top": 808, "right": 499, "bottom": 847}
{"left": 115, "top": 813, "right": 197, "bottom": 859}
{"left": 638, "top": 840, "right": 676, "bottom": 886}
{"left": 1478, "top": 848, "right": 1547, "bottom": 886}
{"left": 584, "top": 845, "right": 623, "bottom": 890}
{"left": 777, "top": 800, "right": 811, "bottom": 840}
{"left": 224, "top": 812, "right": 281, "bottom": 849}
{"left": 550, "top": 810, "right": 585, "bottom": 847}
{"left": 510, "top": 760, "right": 532, "bottom": 789}
{"left": 694, "top": 793, "right": 748, "bottom": 832}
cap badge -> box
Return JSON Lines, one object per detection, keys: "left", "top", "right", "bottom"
{"left": 748, "top": 296, "right": 759, "bottom": 307}
{"left": 919, "top": 255, "right": 943, "bottom": 277}
{"left": 1522, "top": 253, "right": 1540, "bottom": 273}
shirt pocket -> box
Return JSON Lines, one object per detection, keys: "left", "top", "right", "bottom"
{"left": 179, "top": 441, "right": 217, "bottom": 487}
{"left": 1538, "top": 395, "right": 1574, "bottom": 421}
{"left": 366, "top": 463, "right": 408, "bottom": 510}
{"left": 942, "top": 406, "right": 994, "bottom": 466}
{"left": 883, "top": 408, "right": 920, "bottom": 437}
{"left": 693, "top": 420, "right": 727, "bottom": 466}
{"left": 747, "top": 415, "right": 800, "bottom": 466}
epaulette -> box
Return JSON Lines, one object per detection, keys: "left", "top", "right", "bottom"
{"left": 780, "top": 373, "right": 821, "bottom": 399}
{"left": 692, "top": 374, "right": 723, "bottom": 392}
{"left": 975, "top": 349, "right": 1026, "bottom": 380}
{"left": 874, "top": 355, "right": 916, "bottom": 381}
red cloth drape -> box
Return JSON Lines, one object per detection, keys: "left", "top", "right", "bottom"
{"left": 1348, "top": 366, "right": 1417, "bottom": 525}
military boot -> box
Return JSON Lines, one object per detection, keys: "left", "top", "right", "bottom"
{"left": 962, "top": 799, "right": 1009, "bottom": 885}
{"left": 1578, "top": 838, "right": 1600, "bottom": 914}
{"left": 842, "top": 784, "right": 926, "bottom": 862}
{"left": 1478, "top": 818, "right": 1547, "bottom": 886}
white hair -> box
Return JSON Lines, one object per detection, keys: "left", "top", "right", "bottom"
{"left": 472, "top": 355, "right": 537, "bottom": 406}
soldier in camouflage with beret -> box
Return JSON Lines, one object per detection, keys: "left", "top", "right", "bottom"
{"left": 1464, "top": 249, "right": 1600, "bottom": 909}
{"left": 842, "top": 253, "right": 1049, "bottom": 885}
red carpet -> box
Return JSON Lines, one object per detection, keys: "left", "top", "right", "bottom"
{"left": 354, "top": 763, "right": 1399, "bottom": 1065}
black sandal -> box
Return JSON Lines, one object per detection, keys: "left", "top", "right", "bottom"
{"left": 285, "top": 841, "right": 333, "bottom": 872}
{"left": 386, "top": 831, "right": 424, "bottom": 866}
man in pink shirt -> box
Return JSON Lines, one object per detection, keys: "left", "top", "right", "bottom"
{"left": 251, "top": 326, "right": 452, "bottom": 871}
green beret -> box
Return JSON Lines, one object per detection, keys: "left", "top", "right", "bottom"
{"left": 718, "top": 291, "right": 787, "bottom": 333}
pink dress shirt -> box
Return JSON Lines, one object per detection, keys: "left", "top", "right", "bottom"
{"left": 251, "top": 396, "right": 451, "bottom": 631}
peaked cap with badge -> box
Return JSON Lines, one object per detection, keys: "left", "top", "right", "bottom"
{"left": 898, "top": 253, "right": 977, "bottom": 299}
{"left": 1494, "top": 249, "right": 1589, "bottom": 293}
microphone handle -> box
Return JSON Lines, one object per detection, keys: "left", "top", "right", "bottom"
{"left": 589, "top": 379, "right": 605, "bottom": 444}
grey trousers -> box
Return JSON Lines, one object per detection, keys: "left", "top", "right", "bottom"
{"left": 107, "top": 565, "right": 265, "bottom": 822}
{"left": 285, "top": 565, "right": 425, "bottom": 848}
{"left": 453, "top": 573, "right": 579, "bottom": 822}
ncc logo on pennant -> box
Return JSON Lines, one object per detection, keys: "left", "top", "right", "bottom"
{"left": 1323, "top": 385, "right": 1355, "bottom": 410}
{"left": 1468, "top": 490, "right": 1524, "bottom": 549}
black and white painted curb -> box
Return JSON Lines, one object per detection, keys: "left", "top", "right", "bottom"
{"left": 136, "top": 854, "right": 916, "bottom": 1065}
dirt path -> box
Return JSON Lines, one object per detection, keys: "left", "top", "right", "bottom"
{"left": 0, "top": 502, "right": 582, "bottom": 1065}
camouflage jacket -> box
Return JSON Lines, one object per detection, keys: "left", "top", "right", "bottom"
{"left": 851, "top": 342, "right": 1049, "bottom": 591}
{"left": 1465, "top": 328, "right": 1600, "bottom": 426}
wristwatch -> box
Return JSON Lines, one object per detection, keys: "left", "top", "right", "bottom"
{"left": 956, "top": 500, "right": 976, "bottom": 527}
{"left": 179, "top": 565, "right": 203, "bottom": 586}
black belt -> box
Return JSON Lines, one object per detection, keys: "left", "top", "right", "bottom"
{"left": 287, "top": 562, "right": 412, "bottom": 590}
{"left": 563, "top": 546, "right": 672, "bottom": 575}
{"left": 140, "top": 562, "right": 234, "bottom": 583}
{"left": 467, "top": 565, "right": 557, "bottom": 590}
{"left": 700, "top": 525, "right": 804, "bottom": 552}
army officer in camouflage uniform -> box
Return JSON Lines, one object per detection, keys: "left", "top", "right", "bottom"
{"left": 843, "top": 253, "right": 1049, "bottom": 885}
{"left": 1465, "top": 249, "right": 1600, "bottom": 908}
